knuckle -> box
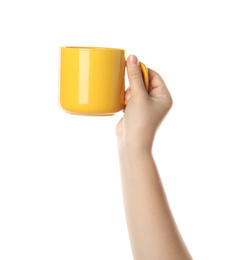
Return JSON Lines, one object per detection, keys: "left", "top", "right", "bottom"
{"left": 166, "top": 96, "right": 173, "bottom": 110}
{"left": 129, "top": 71, "right": 142, "bottom": 80}
{"left": 167, "top": 92, "right": 173, "bottom": 108}
{"left": 169, "top": 96, "right": 173, "bottom": 107}
{"left": 162, "top": 89, "right": 173, "bottom": 110}
{"left": 160, "top": 95, "right": 173, "bottom": 111}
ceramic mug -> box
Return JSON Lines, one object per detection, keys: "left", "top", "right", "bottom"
{"left": 58, "top": 47, "right": 149, "bottom": 116}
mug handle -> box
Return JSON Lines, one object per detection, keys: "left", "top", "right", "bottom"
{"left": 124, "top": 61, "right": 149, "bottom": 105}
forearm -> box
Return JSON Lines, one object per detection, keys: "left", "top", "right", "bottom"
{"left": 117, "top": 143, "right": 192, "bottom": 260}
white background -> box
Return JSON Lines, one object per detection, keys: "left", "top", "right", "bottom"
{"left": 0, "top": 0, "right": 250, "bottom": 259}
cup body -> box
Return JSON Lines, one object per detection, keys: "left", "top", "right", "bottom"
{"left": 58, "top": 47, "right": 126, "bottom": 115}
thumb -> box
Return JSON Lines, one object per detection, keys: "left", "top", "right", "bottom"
{"left": 127, "top": 55, "right": 147, "bottom": 96}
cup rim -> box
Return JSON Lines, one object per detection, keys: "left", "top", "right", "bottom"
{"left": 60, "top": 46, "right": 125, "bottom": 51}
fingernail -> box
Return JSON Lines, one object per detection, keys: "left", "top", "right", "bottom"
{"left": 129, "top": 55, "right": 139, "bottom": 66}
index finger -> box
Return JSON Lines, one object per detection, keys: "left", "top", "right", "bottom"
{"left": 148, "top": 68, "right": 166, "bottom": 89}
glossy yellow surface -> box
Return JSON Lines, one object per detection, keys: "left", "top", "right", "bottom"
{"left": 58, "top": 47, "right": 149, "bottom": 116}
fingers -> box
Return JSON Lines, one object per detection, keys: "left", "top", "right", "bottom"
{"left": 127, "top": 55, "right": 147, "bottom": 96}
{"left": 148, "top": 68, "right": 166, "bottom": 89}
{"left": 148, "top": 68, "right": 170, "bottom": 95}
{"left": 147, "top": 68, "right": 173, "bottom": 107}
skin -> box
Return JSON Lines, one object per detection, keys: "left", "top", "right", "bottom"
{"left": 115, "top": 55, "right": 193, "bottom": 260}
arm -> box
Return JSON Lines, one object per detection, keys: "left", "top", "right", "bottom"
{"left": 115, "top": 55, "right": 193, "bottom": 260}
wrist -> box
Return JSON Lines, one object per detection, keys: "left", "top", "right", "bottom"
{"left": 116, "top": 135, "right": 153, "bottom": 158}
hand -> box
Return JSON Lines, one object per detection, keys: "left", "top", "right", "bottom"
{"left": 115, "top": 55, "right": 173, "bottom": 152}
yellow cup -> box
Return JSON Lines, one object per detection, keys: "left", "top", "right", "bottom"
{"left": 58, "top": 47, "right": 149, "bottom": 116}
